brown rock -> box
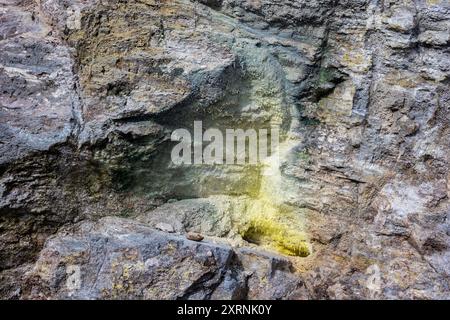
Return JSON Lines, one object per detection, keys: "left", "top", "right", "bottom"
{"left": 186, "top": 232, "right": 204, "bottom": 242}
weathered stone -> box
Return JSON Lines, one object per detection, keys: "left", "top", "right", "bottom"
{"left": 1, "top": 0, "right": 450, "bottom": 300}
{"left": 186, "top": 232, "right": 205, "bottom": 242}
{"left": 0, "top": 3, "right": 77, "bottom": 165}
{"left": 154, "top": 223, "right": 175, "bottom": 233}
{"left": 21, "top": 217, "right": 303, "bottom": 300}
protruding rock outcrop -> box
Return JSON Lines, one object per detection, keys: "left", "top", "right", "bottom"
{"left": 23, "top": 217, "right": 306, "bottom": 300}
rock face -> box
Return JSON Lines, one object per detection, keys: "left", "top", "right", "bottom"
{"left": 1, "top": 0, "right": 450, "bottom": 299}
{"left": 0, "top": 0, "right": 77, "bottom": 165}
{"left": 22, "top": 217, "right": 305, "bottom": 300}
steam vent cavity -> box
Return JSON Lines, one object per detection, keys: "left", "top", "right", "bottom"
{"left": 2, "top": 0, "right": 450, "bottom": 300}
{"left": 75, "top": 0, "right": 311, "bottom": 257}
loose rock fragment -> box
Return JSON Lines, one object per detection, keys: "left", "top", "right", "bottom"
{"left": 186, "top": 232, "right": 205, "bottom": 242}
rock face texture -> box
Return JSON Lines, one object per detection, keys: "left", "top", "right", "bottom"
{"left": 1, "top": 0, "right": 450, "bottom": 299}
{"left": 23, "top": 217, "right": 305, "bottom": 299}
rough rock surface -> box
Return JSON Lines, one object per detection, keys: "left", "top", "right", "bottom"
{"left": 1, "top": 0, "right": 450, "bottom": 299}
{"left": 22, "top": 217, "right": 305, "bottom": 300}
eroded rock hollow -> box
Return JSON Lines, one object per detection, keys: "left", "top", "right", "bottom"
{"left": 1, "top": 0, "right": 450, "bottom": 299}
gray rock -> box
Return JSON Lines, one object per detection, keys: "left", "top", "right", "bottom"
{"left": 154, "top": 223, "right": 175, "bottom": 233}
{"left": 136, "top": 196, "right": 246, "bottom": 238}
{"left": 0, "top": 3, "right": 77, "bottom": 165}
{"left": 1, "top": 0, "right": 450, "bottom": 300}
{"left": 21, "top": 217, "right": 304, "bottom": 300}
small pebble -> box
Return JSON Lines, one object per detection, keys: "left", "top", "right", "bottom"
{"left": 186, "top": 231, "right": 204, "bottom": 242}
